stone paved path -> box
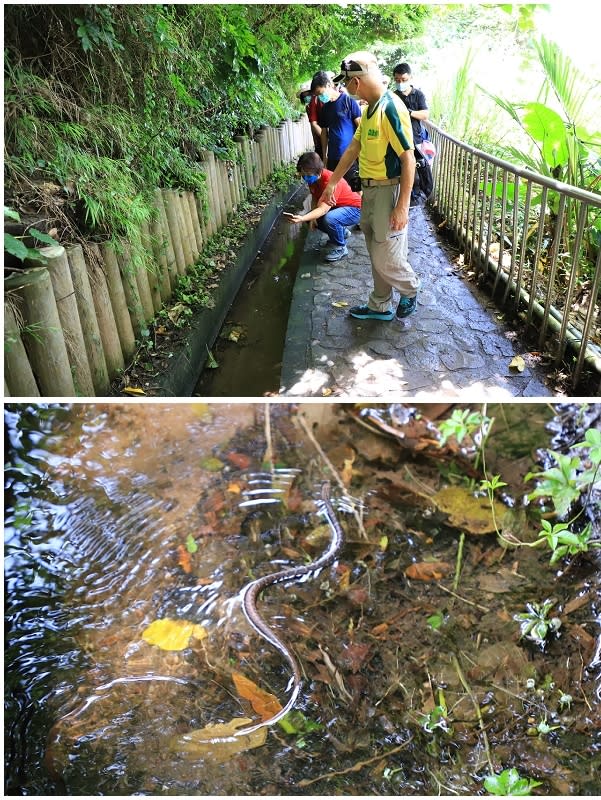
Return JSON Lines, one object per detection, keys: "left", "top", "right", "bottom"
{"left": 280, "top": 206, "right": 552, "bottom": 398}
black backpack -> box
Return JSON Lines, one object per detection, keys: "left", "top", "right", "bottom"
{"left": 414, "top": 148, "right": 433, "bottom": 199}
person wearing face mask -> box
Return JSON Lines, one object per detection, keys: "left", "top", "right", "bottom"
{"left": 320, "top": 51, "right": 419, "bottom": 321}
{"left": 393, "top": 63, "right": 431, "bottom": 206}
{"left": 310, "top": 71, "right": 362, "bottom": 192}
{"left": 285, "top": 151, "right": 361, "bottom": 262}
{"left": 297, "top": 81, "right": 323, "bottom": 157}
{"left": 392, "top": 63, "right": 429, "bottom": 145}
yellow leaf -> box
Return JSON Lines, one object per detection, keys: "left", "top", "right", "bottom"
{"left": 341, "top": 453, "right": 355, "bottom": 486}
{"left": 227, "top": 482, "right": 242, "bottom": 494}
{"left": 331, "top": 300, "right": 349, "bottom": 308}
{"left": 304, "top": 523, "right": 332, "bottom": 547}
{"left": 379, "top": 535, "right": 389, "bottom": 551}
{"left": 432, "top": 485, "right": 506, "bottom": 535}
{"left": 170, "top": 717, "right": 267, "bottom": 762}
{"left": 200, "top": 456, "right": 224, "bottom": 472}
{"left": 142, "top": 618, "right": 207, "bottom": 651}
{"left": 232, "top": 671, "right": 282, "bottom": 721}
{"left": 123, "top": 387, "right": 146, "bottom": 395}
{"left": 509, "top": 355, "right": 526, "bottom": 372}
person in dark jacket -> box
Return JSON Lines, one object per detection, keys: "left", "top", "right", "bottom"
{"left": 311, "top": 71, "right": 362, "bottom": 191}
{"left": 393, "top": 63, "right": 430, "bottom": 205}
{"left": 392, "top": 62, "right": 429, "bottom": 144}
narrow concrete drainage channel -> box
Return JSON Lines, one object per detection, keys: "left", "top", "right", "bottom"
{"left": 145, "top": 183, "right": 307, "bottom": 397}
{"left": 195, "top": 214, "right": 307, "bottom": 396}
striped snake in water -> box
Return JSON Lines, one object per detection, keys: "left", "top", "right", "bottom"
{"left": 232, "top": 480, "right": 344, "bottom": 738}
{"left": 51, "top": 481, "right": 343, "bottom": 751}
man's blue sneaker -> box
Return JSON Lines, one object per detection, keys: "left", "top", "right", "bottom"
{"left": 396, "top": 294, "right": 417, "bottom": 318}
{"left": 349, "top": 305, "right": 394, "bottom": 321}
{"left": 324, "top": 245, "right": 348, "bottom": 262}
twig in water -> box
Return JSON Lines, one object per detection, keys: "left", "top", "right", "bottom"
{"left": 453, "top": 531, "right": 465, "bottom": 592}
{"left": 452, "top": 653, "right": 494, "bottom": 774}
{"left": 263, "top": 402, "right": 274, "bottom": 473}
{"left": 436, "top": 582, "right": 490, "bottom": 612}
{"left": 297, "top": 735, "right": 414, "bottom": 787}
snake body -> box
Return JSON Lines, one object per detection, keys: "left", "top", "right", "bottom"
{"left": 227, "top": 480, "right": 344, "bottom": 740}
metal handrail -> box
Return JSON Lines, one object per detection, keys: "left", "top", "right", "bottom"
{"left": 424, "top": 121, "right": 601, "bottom": 392}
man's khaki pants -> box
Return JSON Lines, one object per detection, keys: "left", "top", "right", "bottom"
{"left": 360, "top": 183, "right": 419, "bottom": 312}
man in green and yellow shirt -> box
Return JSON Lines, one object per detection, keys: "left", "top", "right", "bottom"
{"left": 322, "top": 51, "right": 420, "bottom": 321}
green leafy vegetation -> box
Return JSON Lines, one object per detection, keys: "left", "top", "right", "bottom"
{"left": 513, "top": 598, "right": 562, "bottom": 646}
{"left": 4, "top": 4, "right": 429, "bottom": 244}
{"left": 484, "top": 767, "right": 542, "bottom": 796}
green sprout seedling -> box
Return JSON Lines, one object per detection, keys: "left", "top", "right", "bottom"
{"left": 484, "top": 767, "right": 542, "bottom": 795}
{"left": 514, "top": 599, "right": 561, "bottom": 646}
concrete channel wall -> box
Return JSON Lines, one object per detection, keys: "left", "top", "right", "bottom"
{"left": 4, "top": 118, "right": 313, "bottom": 398}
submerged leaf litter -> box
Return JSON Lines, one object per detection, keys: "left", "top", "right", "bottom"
{"left": 3, "top": 402, "right": 600, "bottom": 795}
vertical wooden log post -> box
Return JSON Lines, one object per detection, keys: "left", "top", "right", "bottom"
{"left": 85, "top": 243, "right": 125, "bottom": 380}
{"left": 5, "top": 268, "right": 76, "bottom": 396}
{"left": 232, "top": 158, "right": 243, "bottom": 206}
{"left": 263, "top": 127, "right": 272, "bottom": 175}
{"left": 200, "top": 151, "right": 220, "bottom": 234}
{"left": 194, "top": 181, "right": 209, "bottom": 245}
{"left": 217, "top": 158, "right": 233, "bottom": 219}
{"left": 162, "top": 189, "right": 187, "bottom": 276}
{"left": 281, "top": 120, "right": 290, "bottom": 164}
{"left": 270, "top": 126, "right": 279, "bottom": 171}
{"left": 99, "top": 241, "right": 137, "bottom": 360}
{"left": 172, "top": 190, "right": 193, "bottom": 268}
{"left": 25, "top": 245, "right": 94, "bottom": 396}
{"left": 66, "top": 245, "right": 110, "bottom": 395}
{"left": 234, "top": 136, "right": 250, "bottom": 195}
{"left": 265, "top": 127, "right": 274, "bottom": 175}
{"left": 115, "top": 242, "right": 147, "bottom": 338}
{"left": 153, "top": 189, "right": 178, "bottom": 292}
{"left": 140, "top": 221, "right": 163, "bottom": 313}
{"left": 148, "top": 209, "right": 173, "bottom": 302}
{"left": 246, "top": 137, "right": 258, "bottom": 190}
{"left": 229, "top": 158, "right": 240, "bottom": 209}
{"left": 186, "top": 191, "right": 203, "bottom": 258}
{"left": 4, "top": 302, "right": 41, "bottom": 396}
{"left": 287, "top": 119, "right": 295, "bottom": 160}
{"left": 207, "top": 150, "right": 225, "bottom": 230}
{"left": 180, "top": 190, "right": 197, "bottom": 266}
{"left": 254, "top": 131, "right": 266, "bottom": 184}
{"left": 276, "top": 123, "right": 285, "bottom": 165}
{"left": 130, "top": 236, "right": 156, "bottom": 322}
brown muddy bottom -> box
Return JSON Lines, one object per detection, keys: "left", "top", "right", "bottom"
{"left": 4, "top": 402, "right": 600, "bottom": 795}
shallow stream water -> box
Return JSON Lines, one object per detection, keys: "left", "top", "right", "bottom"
{"left": 195, "top": 201, "right": 308, "bottom": 397}
{"left": 4, "top": 403, "right": 600, "bottom": 795}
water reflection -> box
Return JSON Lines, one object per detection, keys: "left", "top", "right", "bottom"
{"left": 4, "top": 403, "right": 320, "bottom": 794}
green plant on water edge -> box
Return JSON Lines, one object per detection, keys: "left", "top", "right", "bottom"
{"left": 437, "top": 408, "right": 600, "bottom": 566}
{"left": 419, "top": 689, "right": 451, "bottom": 735}
{"left": 484, "top": 767, "right": 542, "bottom": 796}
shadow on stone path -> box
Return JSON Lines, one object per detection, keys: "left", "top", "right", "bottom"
{"left": 280, "top": 205, "right": 552, "bottom": 398}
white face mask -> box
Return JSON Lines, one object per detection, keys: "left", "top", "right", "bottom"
{"left": 396, "top": 80, "right": 411, "bottom": 92}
